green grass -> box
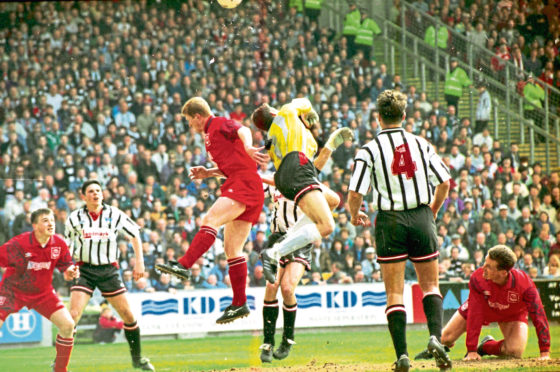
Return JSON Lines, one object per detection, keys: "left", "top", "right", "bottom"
{"left": 1, "top": 325, "right": 559, "bottom": 371}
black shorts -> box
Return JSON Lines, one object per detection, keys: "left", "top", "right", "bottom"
{"left": 374, "top": 205, "right": 439, "bottom": 263}
{"left": 71, "top": 263, "right": 127, "bottom": 298}
{"left": 267, "top": 232, "right": 312, "bottom": 271}
{"left": 274, "top": 151, "right": 321, "bottom": 205}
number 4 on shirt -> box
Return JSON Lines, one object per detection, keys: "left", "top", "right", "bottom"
{"left": 391, "top": 144, "right": 417, "bottom": 179}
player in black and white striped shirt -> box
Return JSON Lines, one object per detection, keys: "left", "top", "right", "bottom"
{"left": 348, "top": 90, "right": 451, "bottom": 372}
{"left": 65, "top": 180, "right": 155, "bottom": 371}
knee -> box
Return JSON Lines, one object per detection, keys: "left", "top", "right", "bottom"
{"left": 318, "top": 219, "right": 335, "bottom": 237}
{"left": 280, "top": 283, "right": 295, "bottom": 300}
{"left": 201, "top": 215, "right": 215, "bottom": 228}
{"left": 503, "top": 345, "right": 523, "bottom": 358}
{"left": 69, "top": 308, "right": 82, "bottom": 323}
{"left": 327, "top": 193, "right": 340, "bottom": 210}
{"left": 59, "top": 319, "right": 75, "bottom": 337}
{"left": 441, "top": 329, "right": 453, "bottom": 346}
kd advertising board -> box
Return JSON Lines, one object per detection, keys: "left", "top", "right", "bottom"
{"left": 128, "top": 283, "right": 414, "bottom": 336}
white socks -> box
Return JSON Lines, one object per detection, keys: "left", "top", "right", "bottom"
{"left": 268, "top": 216, "right": 322, "bottom": 260}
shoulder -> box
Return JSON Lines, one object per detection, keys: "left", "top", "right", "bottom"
{"left": 511, "top": 268, "right": 534, "bottom": 289}
{"left": 52, "top": 234, "right": 69, "bottom": 248}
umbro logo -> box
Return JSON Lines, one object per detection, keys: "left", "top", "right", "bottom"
{"left": 25, "top": 253, "right": 32, "bottom": 257}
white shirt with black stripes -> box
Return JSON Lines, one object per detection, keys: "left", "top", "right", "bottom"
{"left": 265, "top": 185, "right": 304, "bottom": 233}
{"left": 65, "top": 204, "right": 141, "bottom": 265}
{"left": 349, "top": 127, "right": 451, "bottom": 211}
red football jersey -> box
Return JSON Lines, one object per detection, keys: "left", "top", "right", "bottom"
{"left": 203, "top": 116, "right": 259, "bottom": 178}
{"left": 465, "top": 268, "right": 550, "bottom": 352}
{"left": 0, "top": 232, "right": 73, "bottom": 298}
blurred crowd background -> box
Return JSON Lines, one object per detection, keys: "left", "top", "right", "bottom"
{"left": 0, "top": 0, "right": 559, "bottom": 299}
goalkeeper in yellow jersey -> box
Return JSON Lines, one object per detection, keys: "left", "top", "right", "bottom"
{"left": 252, "top": 97, "right": 353, "bottom": 283}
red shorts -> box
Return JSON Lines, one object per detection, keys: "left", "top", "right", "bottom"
{"left": 220, "top": 174, "right": 264, "bottom": 224}
{"left": 458, "top": 300, "right": 528, "bottom": 324}
{"left": 0, "top": 285, "right": 65, "bottom": 321}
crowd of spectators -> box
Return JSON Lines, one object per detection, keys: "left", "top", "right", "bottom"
{"left": 405, "top": 0, "right": 560, "bottom": 110}
{"left": 0, "top": 1, "right": 559, "bottom": 298}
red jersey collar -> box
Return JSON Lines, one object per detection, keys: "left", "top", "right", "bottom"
{"left": 204, "top": 116, "right": 215, "bottom": 133}
{"left": 31, "top": 231, "right": 51, "bottom": 248}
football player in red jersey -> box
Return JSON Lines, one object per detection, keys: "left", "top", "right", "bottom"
{"left": 416, "top": 245, "right": 550, "bottom": 361}
{"left": 157, "top": 97, "right": 268, "bottom": 324}
{"left": 0, "top": 208, "right": 79, "bottom": 372}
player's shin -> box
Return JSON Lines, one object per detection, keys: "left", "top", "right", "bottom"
{"left": 54, "top": 334, "right": 74, "bottom": 372}
{"left": 282, "top": 302, "right": 297, "bottom": 343}
{"left": 386, "top": 305, "right": 408, "bottom": 359}
{"left": 228, "top": 256, "right": 247, "bottom": 306}
{"left": 422, "top": 293, "right": 444, "bottom": 341}
{"left": 263, "top": 299, "right": 279, "bottom": 345}
{"left": 124, "top": 321, "right": 142, "bottom": 363}
{"left": 178, "top": 226, "right": 217, "bottom": 268}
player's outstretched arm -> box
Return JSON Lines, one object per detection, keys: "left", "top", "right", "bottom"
{"left": 190, "top": 166, "right": 225, "bottom": 179}
{"left": 237, "top": 126, "right": 269, "bottom": 166}
{"left": 523, "top": 285, "right": 551, "bottom": 358}
{"left": 260, "top": 174, "right": 275, "bottom": 186}
{"left": 314, "top": 128, "right": 354, "bottom": 171}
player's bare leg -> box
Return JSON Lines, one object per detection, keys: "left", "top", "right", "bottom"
{"left": 297, "top": 190, "right": 335, "bottom": 237}
{"left": 69, "top": 291, "right": 91, "bottom": 324}
{"left": 216, "top": 219, "right": 252, "bottom": 324}
{"left": 379, "top": 261, "right": 410, "bottom": 371}
{"left": 261, "top": 267, "right": 283, "bottom": 362}
{"left": 414, "top": 260, "right": 452, "bottom": 370}
{"left": 50, "top": 308, "right": 75, "bottom": 372}
{"left": 106, "top": 293, "right": 155, "bottom": 371}
{"left": 441, "top": 311, "right": 467, "bottom": 347}
{"left": 273, "top": 262, "right": 306, "bottom": 360}
{"left": 480, "top": 321, "right": 528, "bottom": 358}
{"left": 157, "top": 197, "right": 245, "bottom": 280}
{"left": 320, "top": 184, "right": 340, "bottom": 211}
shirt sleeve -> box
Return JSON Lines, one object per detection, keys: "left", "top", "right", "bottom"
{"left": 522, "top": 284, "right": 551, "bottom": 352}
{"left": 115, "top": 209, "right": 141, "bottom": 239}
{"left": 426, "top": 143, "right": 451, "bottom": 186}
{"left": 55, "top": 240, "right": 74, "bottom": 273}
{"left": 219, "top": 118, "right": 242, "bottom": 142}
{"left": 0, "top": 238, "right": 25, "bottom": 273}
{"left": 349, "top": 148, "right": 373, "bottom": 195}
{"left": 465, "top": 274, "right": 488, "bottom": 352}
{"left": 64, "top": 215, "right": 76, "bottom": 251}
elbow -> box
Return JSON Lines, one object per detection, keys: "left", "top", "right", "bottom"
{"left": 439, "top": 180, "right": 451, "bottom": 194}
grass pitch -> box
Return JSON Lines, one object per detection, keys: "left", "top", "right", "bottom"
{"left": 0, "top": 325, "right": 558, "bottom": 371}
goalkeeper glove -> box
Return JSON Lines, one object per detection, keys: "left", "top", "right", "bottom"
{"left": 305, "top": 110, "right": 320, "bottom": 128}
{"left": 325, "top": 127, "right": 354, "bottom": 151}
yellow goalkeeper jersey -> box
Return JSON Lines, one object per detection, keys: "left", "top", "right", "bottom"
{"left": 267, "top": 98, "right": 318, "bottom": 170}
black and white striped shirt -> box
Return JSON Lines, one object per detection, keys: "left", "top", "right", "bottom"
{"left": 65, "top": 204, "right": 141, "bottom": 265}
{"left": 265, "top": 185, "right": 304, "bottom": 233}
{"left": 349, "top": 127, "right": 451, "bottom": 211}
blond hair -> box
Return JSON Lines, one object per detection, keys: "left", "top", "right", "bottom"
{"left": 181, "top": 97, "right": 212, "bottom": 118}
{"left": 487, "top": 245, "right": 517, "bottom": 271}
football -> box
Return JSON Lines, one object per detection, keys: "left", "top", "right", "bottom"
{"left": 217, "top": 0, "right": 242, "bottom": 9}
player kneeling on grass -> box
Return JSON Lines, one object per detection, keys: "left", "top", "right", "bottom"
{"left": 0, "top": 208, "right": 79, "bottom": 372}
{"left": 415, "top": 245, "right": 551, "bottom": 361}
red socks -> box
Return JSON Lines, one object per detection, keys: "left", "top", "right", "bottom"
{"left": 482, "top": 339, "right": 505, "bottom": 356}
{"left": 54, "top": 334, "right": 74, "bottom": 372}
{"left": 179, "top": 226, "right": 217, "bottom": 268}
{"left": 228, "top": 256, "right": 247, "bottom": 306}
